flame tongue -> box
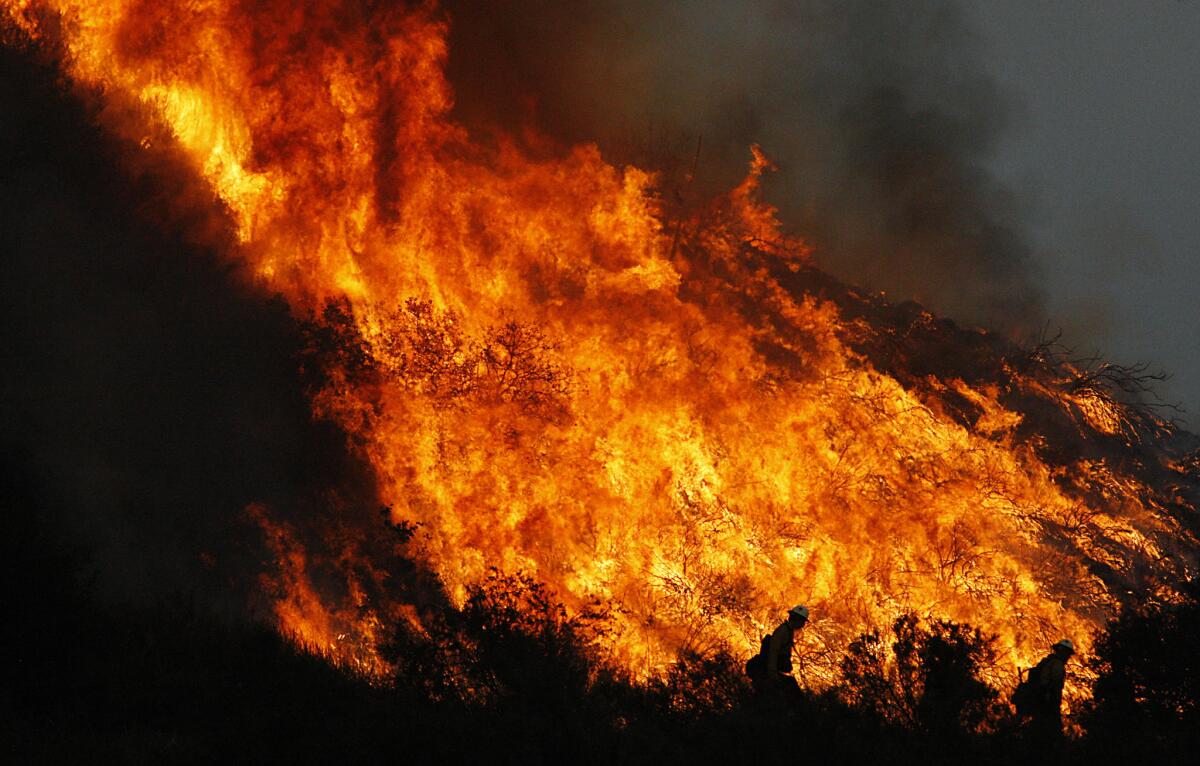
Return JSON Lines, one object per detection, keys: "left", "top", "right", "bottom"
{"left": 6, "top": 0, "right": 1196, "bottom": 685}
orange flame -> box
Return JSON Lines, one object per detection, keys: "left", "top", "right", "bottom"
{"left": 6, "top": 0, "right": 1196, "bottom": 708}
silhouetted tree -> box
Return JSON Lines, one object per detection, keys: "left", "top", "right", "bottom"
{"left": 1083, "top": 581, "right": 1200, "bottom": 759}
{"left": 377, "top": 298, "right": 476, "bottom": 403}
{"left": 477, "top": 320, "right": 571, "bottom": 416}
{"left": 298, "top": 298, "right": 376, "bottom": 388}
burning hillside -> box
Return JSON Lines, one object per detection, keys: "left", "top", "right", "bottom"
{"left": 4, "top": 0, "right": 1197, "bottom": 711}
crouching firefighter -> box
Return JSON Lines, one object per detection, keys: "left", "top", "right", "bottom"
{"left": 746, "top": 604, "right": 809, "bottom": 697}
{"left": 1012, "top": 638, "right": 1074, "bottom": 740}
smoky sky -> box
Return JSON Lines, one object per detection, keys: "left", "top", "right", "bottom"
{"left": 961, "top": 0, "right": 1200, "bottom": 419}
{"left": 443, "top": 0, "right": 1045, "bottom": 334}
{"left": 0, "top": 39, "right": 381, "bottom": 611}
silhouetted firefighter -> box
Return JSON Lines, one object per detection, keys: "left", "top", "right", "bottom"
{"left": 1013, "top": 638, "right": 1074, "bottom": 740}
{"left": 746, "top": 605, "right": 809, "bottom": 697}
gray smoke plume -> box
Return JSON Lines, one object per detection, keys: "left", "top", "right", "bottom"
{"left": 442, "top": 0, "right": 1044, "bottom": 333}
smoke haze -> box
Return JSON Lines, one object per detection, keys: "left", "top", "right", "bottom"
{"left": 443, "top": 0, "right": 1044, "bottom": 332}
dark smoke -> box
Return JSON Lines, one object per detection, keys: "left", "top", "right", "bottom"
{"left": 0, "top": 36, "right": 380, "bottom": 613}
{"left": 442, "top": 0, "right": 1044, "bottom": 332}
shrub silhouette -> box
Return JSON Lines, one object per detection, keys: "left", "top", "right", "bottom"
{"left": 458, "top": 570, "right": 606, "bottom": 704}
{"left": 650, "top": 649, "right": 752, "bottom": 720}
{"left": 839, "top": 612, "right": 1001, "bottom": 735}
{"left": 1083, "top": 580, "right": 1200, "bottom": 760}
{"left": 306, "top": 297, "right": 572, "bottom": 418}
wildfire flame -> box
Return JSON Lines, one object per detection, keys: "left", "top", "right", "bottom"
{"left": 6, "top": 0, "right": 1197, "bottom": 706}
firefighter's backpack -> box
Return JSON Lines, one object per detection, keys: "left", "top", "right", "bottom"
{"left": 1011, "top": 663, "right": 1042, "bottom": 715}
{"left": 744, "top": 633, "right": 772, "bottom": 680}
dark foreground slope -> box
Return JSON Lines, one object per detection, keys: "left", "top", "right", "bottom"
{"left": 6, "top": 442, "right": 1200, "bottom": 765}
